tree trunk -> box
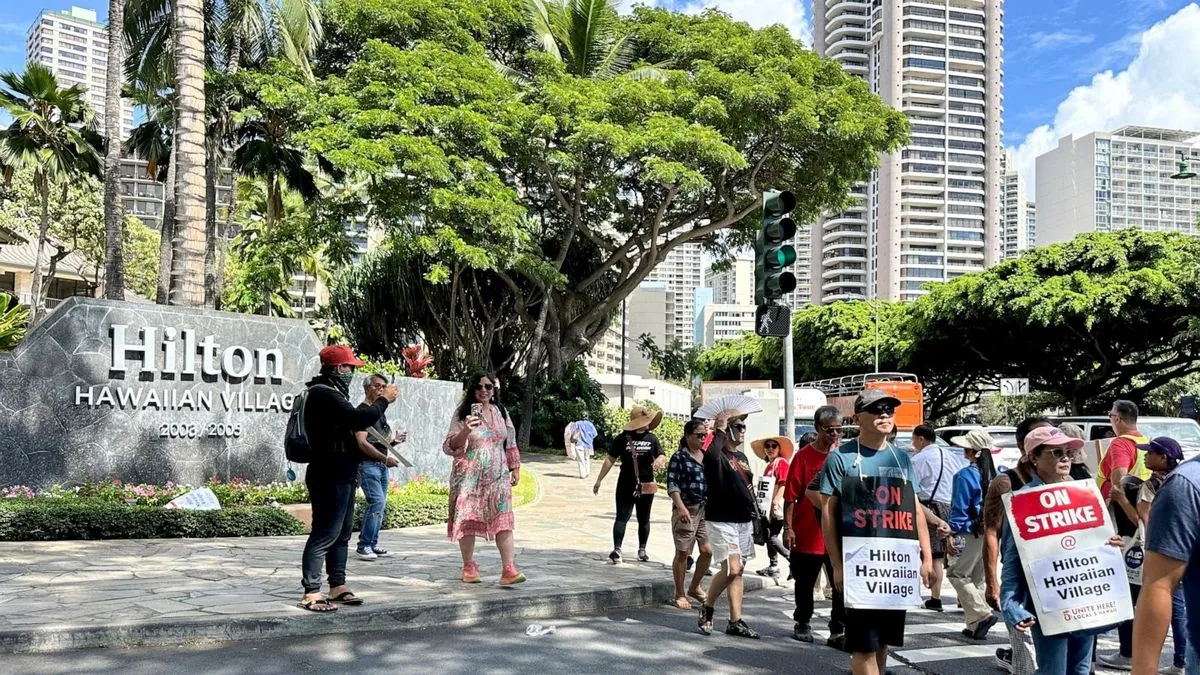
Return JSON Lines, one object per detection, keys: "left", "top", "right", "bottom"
{"left": 101, "top": 0, "right": 126, "bottom": 300}
{"left": 155, "top": 146, "right": 177, "bottom": 304}
{"left": 28, "top": 180, "right": 52, "bottom": 325}
{"left": 516, "top": 295, "right": 549, "bottom": 449}
{"left": 202, "top": 142, "right": 219, "bottom": 307}
{"left": 168, "top": 0, "right": 208, "bottom": 306}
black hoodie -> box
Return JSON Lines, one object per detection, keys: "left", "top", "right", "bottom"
{"left": 303, "top": 374, "right": 389, "bottom": 485}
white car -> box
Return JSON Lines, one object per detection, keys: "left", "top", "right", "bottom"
{"left": 935, "top": 425, "right": 1021, "bottom": 472}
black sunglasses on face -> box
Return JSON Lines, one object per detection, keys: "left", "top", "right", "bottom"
{"left": 1037, "top": 446, "right": 1069, "bottom": 459}
{"left": 765, "top": 442, "right": 779, "bottom": 449}
{"left": 475, "top": 383, "right": 494, "bottom": 391}
{"left": 864, "top": 404, "right": 895, "bottom": 416}
{"left": 730, "top": 424, "right": 747, "bottom": 431}
{"left": 822, "top": 426, "right": 843, "bottom": 435}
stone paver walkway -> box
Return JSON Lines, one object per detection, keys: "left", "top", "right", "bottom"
{"left": 0, "top": 454, "right": 760, "bottom": 652}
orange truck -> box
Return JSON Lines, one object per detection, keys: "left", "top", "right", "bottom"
{"left": 796, "top": 373, "right": 925, "bottom": 431}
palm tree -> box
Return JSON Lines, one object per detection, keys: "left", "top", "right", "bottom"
{"left": 0, "top": 64, "right": 102, "bottom": 324}
{"left": 123, "top": 86, "right": 175, "bottom": 303}
{"left": 102, "top": 0, "right": 128, "bottom": 300}
{"left": 524, "top": 0, "right": 664, "bottom": 79}
{"left": 170, "top": 0, "right": 209, "bottom": 306}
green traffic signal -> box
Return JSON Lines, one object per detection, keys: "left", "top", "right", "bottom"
{"left": 756, "top": 189, "right": 798, "bottom": 305}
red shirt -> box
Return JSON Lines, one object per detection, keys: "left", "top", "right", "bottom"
{"left": 1099, "top": 436, "right": 1139, "bottom": 499}
{"left": 784, "top": 445, "right": 830, "bottom": 555}
{"left": 767, "top": 457, "right": 790, "bottom": 484}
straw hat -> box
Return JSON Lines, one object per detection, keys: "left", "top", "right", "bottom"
{"left": 623, "top": 405, "right": 663, "bottom": 432}
{"left": 951, "top": 429, "right": 996, "bottom": 452}
{"left": 751, "top": 435, "right": 795, "bottom": 461}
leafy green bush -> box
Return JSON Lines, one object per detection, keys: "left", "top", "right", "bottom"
{"left": 0, "top": 501, "right": 304, "bottom": 541}
{"left": 355, "top": 484, "right": 449, "bottom": 530}
{"left": 504, "top": 361, "right": 611, "bottom": 449}
{"left": 0, "top": 294, "right": 28, "bottom": 351}
{"left": 605, "top": 403, "right": 683, "bottom": 485}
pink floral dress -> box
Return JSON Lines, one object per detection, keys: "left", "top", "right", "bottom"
{"left": 443, "top": 405, "right": 520, "bottom": 541}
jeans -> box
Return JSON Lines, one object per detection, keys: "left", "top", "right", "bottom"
{"left": 1031, "top": 624, "right": 1094, "bottom": 675}
{"left": 1188, "top": 641, "right": 1200, "bottom": 675}
{"left": 790, "top": 551, "right": 845, "bottom": 633}
{"left": 1118, "top": 582, "right": 1141, "bottom": 657}
{"left": 1173, "top": 585, "right": 1189, "bottom": 668}
{"left": 357, "top": 461, "right": 388, "bottom": 551}
{"left": 765, "top": 517, "right": 788, "bottom": 566}
{"left": 613, "top": 489, "right": 654, "bottom": 551}
{"left": 301, "top": 480, "right": 357, "bottom": 593}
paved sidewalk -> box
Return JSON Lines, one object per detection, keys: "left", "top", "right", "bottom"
{"left": 0, "top": 454, "right": 764, "bottom": 652}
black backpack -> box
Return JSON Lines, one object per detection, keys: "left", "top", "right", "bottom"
{"left": 284, "top": 384, "right": 335, "bottom": 463}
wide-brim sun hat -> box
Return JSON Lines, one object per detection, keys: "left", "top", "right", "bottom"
{"left": 1023, "top": 425, "right": 1086, "bottom": 454}
{"left": 951, "top": 429, "right": 995, "bottom": 452}
{"left": 751, "top": 436, "right": 795, "bottom": 461}
{"left": 623, "top": 405, "right": 663, "bottom": 432}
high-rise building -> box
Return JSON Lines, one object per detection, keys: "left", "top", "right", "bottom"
{"left": 584, "top": 283, "right": 672, "bottom": 378}
{"left": 1024, "top": 199, "right": 1036, "bottom": 250}
{"left": 706, "top": 258, "right": 753, "bottom": 305}
{"left": 1035, "top": 126, "right": 1200, "bottom": 245}
{"left": 789, "top": 226, "right": 813, "bottom": 307}
{"left": 701, "top": 303, "right": 756, "bottom": 348}
{"left": 117, "top": 158, "right": 235, "bottom": 232}
{"left": 644, "top": 242, "right": 703, "bottom": 347}
{"left": 999, "top": 150, "right": 1034, "bottom": 258}
{"left": 26, "top": 6, "right": 133, "bottom": 138}
{"left": 809, "top": 0, "right": 1004, "bottom": 303}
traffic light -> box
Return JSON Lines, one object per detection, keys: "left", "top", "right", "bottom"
{"left": 755, "top": 190, "right": 797, "bottom": 305}
{"left": 754, "top": 190, "right": 796, "bottom": 338}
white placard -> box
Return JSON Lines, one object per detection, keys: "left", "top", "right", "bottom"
{"left": 754, "top": 475, "right": 776, "bottom": 516}
{"left": 165, "top": 487, "right": 221, "bottom": 510}
{"left": 842, "top": 536, "right": 924, "bottom": 610}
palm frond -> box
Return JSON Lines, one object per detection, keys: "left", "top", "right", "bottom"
{"left": 525, "top": 0, "right": 564, "bottom": 62}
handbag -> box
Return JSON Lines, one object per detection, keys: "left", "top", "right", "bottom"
{"left": 727, "top": 451, "right": 769, "bottom": 545}
{"left": 631, "top": 438, "right": 659, "bottom": 496}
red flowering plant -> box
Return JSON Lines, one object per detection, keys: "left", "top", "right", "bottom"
{"left": 402, "top": 344, "right": 434, "bottom": 378}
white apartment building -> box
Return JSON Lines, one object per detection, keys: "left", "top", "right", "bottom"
{"left": 999, "top": 150, "right": 1035, "bottom": 258}
{"left": 584, "top": 283, "right": 672, "bottom": 378}
{"left": 706, "top": 258, "right": 753, "bottom": 305}
{"left": 810, "top": 0, "right": 1004, "bottom": 303}
{"left": 790, "top": 227, "right": 813, "bottom": 307}
{"left": 1035, "top": 126, "right": 1200, "bottom": 245}
{"left": 644, "top": 242, "right": 703, "bottom": 347}
{"left": 701, "top": 303, "right": 755, "bottom": 348}
{"left": 26, "top": 6, "right": 133, "bottom": 138}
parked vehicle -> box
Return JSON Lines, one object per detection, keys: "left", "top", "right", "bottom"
{"left": 775, "top": 387, "right": 828, "bottom": 438}
{"left": 1051, "top": 416, "right": 1200, "bottom": 461}
{"left": 935, "top": 425, "right": 1021, "bottom": 472}
{"left": 798, "top": 373, "right": 925, "bottom": 431}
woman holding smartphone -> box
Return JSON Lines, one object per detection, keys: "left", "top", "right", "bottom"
{"left": 443, "top": 373, "right": 525, "bottom": 585}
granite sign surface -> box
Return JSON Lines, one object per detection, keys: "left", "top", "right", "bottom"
{"left": 0, "top": 298, "right": 460, "bottom": 488}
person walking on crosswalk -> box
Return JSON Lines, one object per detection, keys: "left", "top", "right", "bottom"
{"left": 947, "top": 429, "right": 999, "bottom": 640}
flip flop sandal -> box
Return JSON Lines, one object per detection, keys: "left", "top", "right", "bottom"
{"left": 329, "top": 592, "right": 364, "bottom": 606}
{"left": 300, "top": 598, "right": 338, "bottom": 613}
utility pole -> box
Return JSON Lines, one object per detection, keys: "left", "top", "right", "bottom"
{"left": 783, "top": 328, "right": 795, "bottom": 442}
{"left": 874, "top": 299, "right": 880, "bottom": 374}
{"left": 619, "top": 299, "right": 627, "bottom": 409}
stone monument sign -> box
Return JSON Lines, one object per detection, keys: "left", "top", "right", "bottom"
{"left": 0, "top": 298, "right": 460, "bottom": 488}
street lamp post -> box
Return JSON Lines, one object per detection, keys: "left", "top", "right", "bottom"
{"left": 1172, "top": 152, "right": 1197, "bottom": 180}
{"left": 873, "top": 299, "right": 880, "bottom": 374}
{"left": 619, "top": 299, "right": 627, "bottom": 409}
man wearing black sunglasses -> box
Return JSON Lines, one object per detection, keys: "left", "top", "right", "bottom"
{"left": 819, "top": 390, "right": 933, "bottom": 675}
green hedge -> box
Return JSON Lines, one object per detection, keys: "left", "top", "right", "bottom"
{"left": 0, "top": 501, "right": 305, "bottom": 541}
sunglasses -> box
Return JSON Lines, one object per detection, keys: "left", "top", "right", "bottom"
{"left": 689, "top": 432, "right": 707, "bottom": 439}
{"left": 863, "top": 403, "right": 895, "bottom": 417}
{"left": 730, "top": 424, "right": 747, "bottom": 431}
{"left": 474, "top": 383, "right": 494, "bottom": 391}
{"left": 765, "top": 442, "right": 780, "bottom": 449}
{"left": 822, "top": 426, "right": 843, "bottom": 435}
{"left": 1037, "top": 446, "right": 1070, "bottom": 459}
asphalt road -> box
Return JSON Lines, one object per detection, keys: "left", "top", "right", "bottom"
{"left": 0, "top": 586, "right": 1133, "bottom": 675}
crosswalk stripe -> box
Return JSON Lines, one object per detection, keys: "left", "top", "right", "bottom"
{"left": 894, "top": 645, "right": 1001, "bottom": 663}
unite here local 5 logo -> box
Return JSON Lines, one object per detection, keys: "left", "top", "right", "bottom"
{"left": 1009, "top": 482, "right": 1105, "bottom": 543}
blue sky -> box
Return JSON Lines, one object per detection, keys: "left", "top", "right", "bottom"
{"left": 2, "top": 0, "right": 1200, "bottom": 192}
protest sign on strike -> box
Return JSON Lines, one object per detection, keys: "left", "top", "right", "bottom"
{"left": 841, "top": 476, "right": 922, "bottom": 610}
{"left": 1002, "top": 480, "right": 1133, "bottom": 636}
{"left": 754, "top": 475, "right": 776, "bottom": 516}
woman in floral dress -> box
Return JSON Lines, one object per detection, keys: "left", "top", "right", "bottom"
{"left": 443, "top": 373, "right": 525, "bottom": 585}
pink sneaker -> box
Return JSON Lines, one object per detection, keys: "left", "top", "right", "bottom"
{"left": 500, "top": 564, "right": 526, "bottom": 586}
{"left": 462, "top": 561, "right": 481, "bottom": 584}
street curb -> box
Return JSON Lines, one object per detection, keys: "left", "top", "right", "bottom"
{"left": 0, "top": 575, "right": 766, "bottom": 653}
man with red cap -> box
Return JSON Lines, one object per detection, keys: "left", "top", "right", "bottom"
{"left": 299, "top": 344, "right": 397, "bottom": 613}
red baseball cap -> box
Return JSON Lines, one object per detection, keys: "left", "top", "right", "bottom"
{"left": 319, "top": 344, "right": 364, "bottom": 368}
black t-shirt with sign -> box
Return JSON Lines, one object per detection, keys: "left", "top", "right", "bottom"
{"left": 702, "top": 429, "right": 756, "bottom": 524}
{"left": 608, "top": 431, "right": 664, "bottom": 491}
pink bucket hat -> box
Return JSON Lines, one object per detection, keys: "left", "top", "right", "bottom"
{"left": 1023, "top": 426, "right": 1087, "bottom": 454}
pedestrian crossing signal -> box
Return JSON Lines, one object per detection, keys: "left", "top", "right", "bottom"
{"left": 755, "top": 304, "right": 791, "bottom": 338}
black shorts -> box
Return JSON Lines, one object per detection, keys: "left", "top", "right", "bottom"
{"left": 844, "top": 608, "right": 906, "bottom": 653}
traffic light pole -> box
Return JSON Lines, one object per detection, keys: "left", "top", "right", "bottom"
{"left": 783, "top": 328, "right": 794, "bottom": 443}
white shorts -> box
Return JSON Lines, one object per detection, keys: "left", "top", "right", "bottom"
{"left": 707, "top": 521, "right": 755, "bottom": 563}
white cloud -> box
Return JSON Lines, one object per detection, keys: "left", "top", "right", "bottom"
{"left": 646, "top": 0, "right": 812, "bottom": 47}
{"left": 1029, "top": 30, "right": 1094, "bottom": 50}
{"left": 1013, "top": 3, "right": 1200, "bottom": 198}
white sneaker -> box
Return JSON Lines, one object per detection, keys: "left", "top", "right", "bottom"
{"left": 1160, "top": 666, "right": 1185, "bottom": 675}
{"left": 1096, "top": 652, "right": 1132, "bottom": 671}
{"left": 356, "top": 548, "right": 377, "bottom": 561}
